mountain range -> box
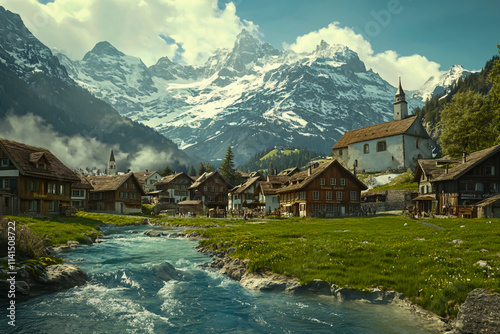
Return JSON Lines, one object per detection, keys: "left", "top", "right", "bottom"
{"left": 0, "top": 6, "right": 472, "bottom": 168}
{"left": 0, "top": 6, "right": 194, "bottom": 172}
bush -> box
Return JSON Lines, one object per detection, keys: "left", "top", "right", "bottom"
{"left": 142, "top": 204, "right": 154, "bottom": 215}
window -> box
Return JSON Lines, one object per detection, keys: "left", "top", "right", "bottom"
{"left": 59, "top": 184, "right": 66, "bottom": 196}
{"left": 313, "top": 191, "right": 320, "bottom": 200}
{"left": 49, "top": 201, "right": 59, "bottom": 212}
{"left": 247, "top": 194, "right": 253, "bottom": 200}
{"left": 339, "top": 149, "right": 343, "bottom": 156}
{"left": 330, "top": 178, "right": 336, "bottom": 186}
{"left": 376, "top": 141, "right": 387, "bottom": 152}
{"left": 27, "top": 180, "right": 37, "bottom": 192}
{"left": 0, "top": 158, "right": 10, "bottom": 167}
{"left": 340, "top": 178, "right": 346, "bottom": 186}
{"left": 125, "top": 183, "right": 128, "bottom": 188}
{"left": 215, "top": 178, "right": 219, "bottom": 183}
{"left": 416, "top": 138, "right": 420, "bottom": 149}
{"left": 363, "top": 144, "right": 369, "bottom": 154}
{"left": 420, "top": 186, "right": 425, "bottom": 194}
{"left": 485, "top": 166, "right": 495, "bottom": 175}
{"left": 320, "top": 178, "right": 325, "bottom": 185}
{"left": 336, "top": 192, "right": 343, "bottom": 200}
{"left": 475, "top": 183, "right": 484, "bottom": 192}
{"left": 350, "top": 191, "right": 358, "bottom": 201}
{"left": 120, "top": 192, "right": 124, "bottom": 198}
{"left": 204, "top": 186, "right": 208, "bottom": 191}
{"left": 300, "top": 192, "right": 306, "bottom": 200}
{"left": 125, "top": 193, "right": 129, "bottom": 199}
{"left": 72, "top": 190, "right": 84, "bottom": 197}
{"left": 28, "top": 200, "right": 38, "bottom": 212}
{"left": 491, "top": 183, "right": 499, "bottom": 193}
{"left": 326, "top": 191, "right": 332, "bottom": 200}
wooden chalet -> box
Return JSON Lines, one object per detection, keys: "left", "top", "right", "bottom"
{"left": 414, "top": 144, "right": 500, "bottom": 217}
{"left": 185, "top": 171, "right": 232, "bottom": 214}
{"left": 133, "top": 171, "right": 162, "bottom": 193}
{"left": 86, "top": 172, "right": 145, "bottom": 214}
{"left": 276, "top": 160, "right": 367, "bottom": 217}
{"left": 229, "top": 174, "right": 263, "bottom": 212}
{"left": 71, "top": 174, "right": 93, "bottom": 211}
{"left": 254, "top": 175, "right": 289, "bottom": 215}
{"left": 0, "top": 138, "right": 79, "bottom": 215}
{"left": 154, "top": 172, "right": 193, "bottom": 203}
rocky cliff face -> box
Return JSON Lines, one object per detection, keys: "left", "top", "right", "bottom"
{"left": 59, "top": 30, "right": 429, "bottom": 165}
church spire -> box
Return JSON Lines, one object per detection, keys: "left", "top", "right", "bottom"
{"left": 393, "top": 77, "right": 408, "bottom": 120}
{"left": 108, "top": 149, "right": 117, "bottom": 175}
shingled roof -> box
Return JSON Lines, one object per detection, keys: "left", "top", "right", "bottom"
{"left": 155, "top": 172, "right": 192, "bottom": 186}
{"left": 433, "top": 144, "right": 500, "bottom": 181}
{"left": 86, "top": 173, "right": 145, "bottom": 195}
{"left": 72, "top": 174, "right": 94, "bottom": 190}
{"left": 0, "top": 137, "right": 79, "bottom": 182}
{"left": 276, "top": 159, "right": 367, "bottom": 193}
{"left": 133, "top": 171, "right": 158, "bottom": 184}
{"left": 231, "top": 176, "right": 262, "bottom": 194}
{"left": 332, "top": 116, "right": 419, "bottom": 149}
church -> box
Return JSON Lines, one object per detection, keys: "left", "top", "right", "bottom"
{"left": 332, "top": 79, "right": 433, "bottom": 173}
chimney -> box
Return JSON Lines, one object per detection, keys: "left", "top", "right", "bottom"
{"left": 308, "top": 165, "right": 312, "bottom": 176}
{"left": 462, "top": 151, "right": 467, "bottom": 163}
{"left": 146, "top": 169, "right": 148, "bottom": 172}
{"left": 445, "top": 164, "right": 449, "bottom": 174}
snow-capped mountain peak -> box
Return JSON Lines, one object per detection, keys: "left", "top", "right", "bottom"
{"left": 415, "top": 64, "right": 473, "bottom": 101}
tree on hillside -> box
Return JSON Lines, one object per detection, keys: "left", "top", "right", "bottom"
{"left": 487, "top": 45, "right": 500, "bottom": 141}
{"left": 439, "top": 91, "right": 493, "bottom": 157}
{"left": 219, "top": 146, "right": 241, "bottom": 186}
{"left": 160, "top": 165, "right": 173, "bottom": 177}
{"left": 188, "top": 165, "right": 196, "bottom": 177}
{"left": 196, "top": 162, "right": 206, "bottom": 177}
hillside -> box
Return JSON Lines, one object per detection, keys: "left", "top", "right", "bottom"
{"left": 239, "top": 146, "right": 322, "bottom": 173}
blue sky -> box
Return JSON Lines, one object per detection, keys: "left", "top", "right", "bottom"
{"left": 2, "top": 0, "right": 499, "bottom": 90}
{"left": 224, "top": 0, "right": 500, "bottom": 72}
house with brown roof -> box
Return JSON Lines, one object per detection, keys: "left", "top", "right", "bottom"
{"left": 414, "top": 144, "right": 500, "bottom": 216}
{"left": 0, "top": 138, "right": 79, "bottom": 215}
{"left": 71, "top": 174, "right": 93, "bottom": 211}
{"left": 154, "top": 172, "right": 193, "bottom": 203}
{"left": 133, "top": 171, "right": 162, "bottom": 193}
{"left": 228, "top": 174, "right": 263, "bottom": 212}
{"left": 181, "top": 171, "right": 232, "bottom": 214}
{"left": 254, "top": 175, "right": 289, "bottom": 214}
{"left": 332, "top": 80, "right": 433, "bottom": 172}
{"left": 86, "top": 172, "right": 145, "bottom": 214}
{"left": 277, "top": 159, "right": 367, "bottom": 217}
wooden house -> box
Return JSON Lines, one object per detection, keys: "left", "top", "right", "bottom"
{"left": 133, "top": 171, "right": 162, "bottom": 193}
{"left": 228, "top": 175, "right": 263, "bottom": 212}
{"left": 414, "top": 144, "right": 500, "bottom": 216}
{"left": 0, "top": 138, "right": 79, "bottom": 215}
{"left": 71, "top": 174, "right": 93, "bottom": 211}
{"left": 254, "top": 175, "right": 288, "bottom": 215}
{"left": 154, "top": 172, "right": 193, "bottom": 203}
{"left": 276, "top": 160, "right": 367, "bottom": 217}
{"left": 86, "top": 172, "right": 145, "bottom": 214}
{"left": 185, "top": 171, "right": 232, "bottom": 214}
{"left": 332, "top": 80, "right": 433, "bottom": 172}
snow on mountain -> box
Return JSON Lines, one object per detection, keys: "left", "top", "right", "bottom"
{"left": 58, "top": 30, "right": 426, "bottom": 165}
{"left": 413, "top": 65, "right": 474, "bottom": 101}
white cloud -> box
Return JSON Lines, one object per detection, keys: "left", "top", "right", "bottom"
{"left": 285, "top": 22, "right": 442, "bottom": 90}
{"left": 0, "top": 113, "right": 177, "bottom": 172}
{"left": 1, "top": 0, "right": 258, "bottom": 66}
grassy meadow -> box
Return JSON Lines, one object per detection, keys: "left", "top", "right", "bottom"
{"left": 193, "top": 215, "right": 499, "bottom": 317}
{"left": 4, "top": 212, "right": 499, "bottom": 317}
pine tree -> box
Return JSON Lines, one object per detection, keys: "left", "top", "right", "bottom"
{"left": 197, "top": 162, "right": 206, "bottom": 177}
{"left": 219, "top": 146, "right": 240, "bottom": 186}
{"left": 160, "top": 165, "right": 173, "bottom": 177}
{"left": 188, "top": 165, "right": 196, "bottom": 176}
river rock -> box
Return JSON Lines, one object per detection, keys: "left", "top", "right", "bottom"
{"left": 454, "top": 289, "right": 500, "bottom": 333}
{"left": 143, "top": 230, "right": 162, "bottom": 237}
{"left": 152, "top": 262, "right": 188, "bottom": 281}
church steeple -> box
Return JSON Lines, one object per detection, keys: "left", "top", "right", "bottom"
{"left": 393, "top": 77, "right": 408, "bottom": 120}
{"left": 107, "top": 149, "right": 117, "bottom": 175}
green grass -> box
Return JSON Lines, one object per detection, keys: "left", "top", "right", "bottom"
{"left": 192, "top": 215, "right": 500, "bottom": 318}
{"left": 260, "top": 149, "right": 299, "bottom": 160}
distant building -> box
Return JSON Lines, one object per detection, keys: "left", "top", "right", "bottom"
{"left": 107, "top": 150, "right": 117, "bottom": 176}
{"left": 71, "top": 174, "right": 93, "bottom": 211}
{"left": 182, "top": 171, "right": 232, "bottom": 214}
{"left": 86, "top": 172, "right": 145, "bottom": 214}
{"left": 332, "top": 79, "right": 433, "bottom": 172}
{"left": 0, "top": 138, "right": 79, "bottom": 215}
{"left": 228, "top": 175, "right": 263, "bottom": 211}
{"left": 133, "top": 171, "right": 162, "bottom": 193}
{"left": 254, "top": 175, "right": 289, "bottom": 214}
{"left": 154, "top": 172, "right": 193, "bottom": 203}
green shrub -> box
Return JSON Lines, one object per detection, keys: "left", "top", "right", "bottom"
{"left": 142, "top": 204, "right": 154, "bottom": 215}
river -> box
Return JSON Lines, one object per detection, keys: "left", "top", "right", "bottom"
{"left": 10, "top": 225, "right": 438, "bottom": 333}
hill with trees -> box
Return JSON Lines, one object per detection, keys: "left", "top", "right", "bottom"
{"left": 239, "top": 146, "right": 323, "bottom": 174}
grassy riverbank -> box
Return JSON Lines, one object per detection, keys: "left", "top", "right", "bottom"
{"left": 192, "top": 215, "right": 499, "bottom": 318}
{"left": 5, "top": 212, "right": 499, "bottom": 318}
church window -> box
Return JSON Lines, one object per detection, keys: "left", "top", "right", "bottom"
{"left": 416, "top": 138, "right": 420, "bottom": 149}
{"left": 363, "top": 144, "right": 369, "bottom": 154}
{"left": 376, "top": 141, "right": 387, "bottom": 152}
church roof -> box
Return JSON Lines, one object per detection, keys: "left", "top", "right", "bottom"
{"left": 332, "top": 116, "right": 419, "bottom": 149}
{"left": 109, "top": 150, "right": 115, "bottom": 162}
